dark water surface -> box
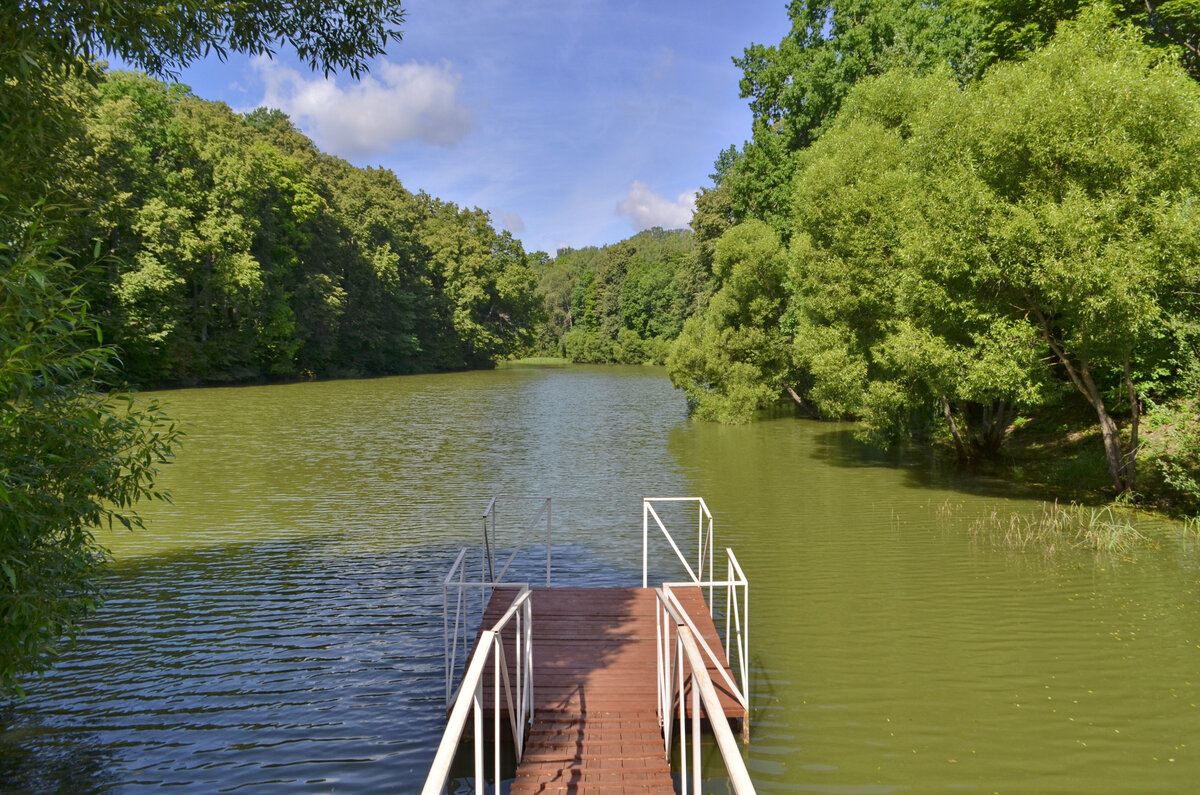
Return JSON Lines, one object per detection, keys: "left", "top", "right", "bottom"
{"left": 2, "top": 365, "right": 1198, "bottom": 792}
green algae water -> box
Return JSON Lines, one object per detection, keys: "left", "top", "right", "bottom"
{"left": 2, "top": 366, "right": 1197, "bottom": 792}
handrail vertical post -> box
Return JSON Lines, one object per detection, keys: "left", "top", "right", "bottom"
{"left": 516, "top": 607, "right": 523, "bottom": 756}
{"left": 700, "top": 513, "right": 710, "bottom": 607}
{"left": 677, "top": 630, "right": 687, "bottom": 795}
{"left": 443, "top": 579, "right": 450, "bottom": 707}
{"left": 657, "top": 598, "right": 667, "bottom": 734}
{"left": 692, "top": 669, "right": 701, "bottom": 793}
{"left": 473, "top": 675, "right": 483, "bottom": 794}
{"left": 642, "top": 499, "right": 649, "bottom": 588}
{"left": 527, "top": 597, "right": 535, "bottom": 742}
{"left": 461, "top": 562, "right": 469, "bottom": 682}
{"left": 725, "top": 559, "right": 732, "bottom": 654}
{"left": 743, "top": 579, "right": 750, "bottom": 743}
{"left": 494, "top": 635, "right": 500, "bottom": 792}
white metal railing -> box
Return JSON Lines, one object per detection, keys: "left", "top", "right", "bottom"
{"left": 655, "top": 588, "right": 755, "bottom": 794}
{"left": 643, "top": 497, "right": 713, "bottom": 592}
{"left": 483, "top": 496, "right": 551, "bottom": 587}
{"left": 660, "top": 555, "right": 750, "bottom": 717}
{"left": 445, "top": 497, "right": 551, "bottom": 707}
{"left": 424, "top": 586, "right": 534, "bottom": 795}
{"left": 643, "top": 497, "right": 750, "bottom": 739}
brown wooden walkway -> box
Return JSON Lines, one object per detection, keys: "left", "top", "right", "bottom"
{"left": 471, "top": 586, "right": 744, "bottom": 794}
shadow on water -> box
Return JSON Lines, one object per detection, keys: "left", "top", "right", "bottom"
{"left": 0, "top": 537, "right": 468, "bottom": 793}
{"left": 779, "top": 419, "right": 1107, "bottom": 506}
{"left": 0, "top": 712, "right": 118, "bottom": 794}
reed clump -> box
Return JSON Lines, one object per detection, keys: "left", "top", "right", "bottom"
{"left": 968, "top": 501, "right": 1145, "bottom": 554}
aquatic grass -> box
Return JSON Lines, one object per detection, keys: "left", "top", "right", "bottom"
{"left": 968, "top": 500, "right": 1146, "bottom": 555}
{"left": 503, "top": 356, "right": 570, "bottom": 366}
{"left": 1182, "top": 515, "right": 1200, "bottom": 538}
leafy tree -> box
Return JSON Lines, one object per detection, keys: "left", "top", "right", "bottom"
{"left": 963, "top": 0, "right": 1200, "bottom": 79}
{"left": 924, "top": 14, "right": 1200, "bottom": 491}
{"left": 735, "top": 0, "right": 985, "bottom": 153}
{"left": 1, "top": 213, "right": 179, "bottom": 695}
{"left": 667, "top": 221, "right": 793, "bottom": 421}
{"left": 0, "top": 0, "right": 407, "bottom": 695}
{"left": 683, "top": 9, "right": 1200, "bottom": 496}
{"left": 3, "top": 0, "right": 406, "bottom": 80}
{"left": 419, "top": 204, "right": 540, "bottom": 368}
{"left": 786, "top": 70, "right": 1047, "bottom": 457}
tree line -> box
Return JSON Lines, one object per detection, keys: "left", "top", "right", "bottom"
{"left": 64, "top": 72, "right": 539, "bottom": 385}
{"left": 666, "top": 2, "right": 1200, "bottom": 510}
{"left": 532, "top": 227, "right": 703, "bottom": 364}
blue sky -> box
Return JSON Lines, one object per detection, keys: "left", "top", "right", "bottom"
{"left": 140, "top": 1, "right": 789, "bottom": 255}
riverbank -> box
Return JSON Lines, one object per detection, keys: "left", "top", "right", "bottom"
{"left": 943, "top": 405, "right": 1200, "bottom": 549}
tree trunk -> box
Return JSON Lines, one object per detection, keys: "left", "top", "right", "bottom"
{"left": 1124, "top": 357, "right": 1140, "bottom": 491}
{"left": 1033, "top": 308, "right": 1132, "bottom": 493}
{"left": 1083, "top": 367, "right": 1129, "bottom": 491}
{"left": 784, "top": 383, "right": 818, "bottom": 418}
{"left": 942, "top": 396, "right": 969, "bottom": 464}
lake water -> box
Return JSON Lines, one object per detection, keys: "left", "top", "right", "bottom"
{"left": 2, "top": 365, "right": 1197, "bottom": 793}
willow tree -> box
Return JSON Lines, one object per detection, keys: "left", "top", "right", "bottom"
{"left": 917, "top": 13, "right": 1200, "bottom": 490}
{"left": 667, "top": 220, "right": 794, "bottom": 422}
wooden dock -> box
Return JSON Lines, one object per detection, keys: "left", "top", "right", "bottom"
{"left": 472, "top": 586, "right": 745, "bottom": 794}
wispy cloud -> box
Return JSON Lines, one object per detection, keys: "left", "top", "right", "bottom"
{"left": 615, "top": 181, "right": 698, "bottom": 231}
{"left": 254, "top": 58, "right": 473, "bottom": 156}
{"left": 491, "top": 209, "right": 526, "bottom": 234}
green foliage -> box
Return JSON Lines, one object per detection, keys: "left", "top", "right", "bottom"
{"left": 538, "top": 228, "right": 698, "bottom": 365}
{"left": 0, "top": 213, "right": 180, "bottom": 695}
{"left": 1141, "top": 383, "right": 1200, "bottom": 516}
{"left": 666, "top": 220, "right": 794, "bottom": 422}
{"left": 3, "top": 0, "right": 406, "bottom": 80}
{"left": 965, "top": 1, "right": 1200, "bottom": 80}
{"left": 735, "top": 0, "right": 985, "bottom": 153}
{"left": 679, "top": 11, "right": 1200, "bottom": 494}
{"left": 71, "top": 70, "right": 539, "bottom": 383}
{"left": 721, "top": 0, "right": 1200, "bottom": 236}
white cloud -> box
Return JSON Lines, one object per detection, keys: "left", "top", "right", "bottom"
{"left": 254, "top": 58, "right": 473, "bottom": 156}
{"left": 491, "top": 209, "right": 526, "bottom": 234}
{"left": 615, "top": 181, "right": 698, "bottom": 231}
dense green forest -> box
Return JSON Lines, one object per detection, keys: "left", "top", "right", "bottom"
{"left": 68, "top": 72, "right": 540, "bottom": 384}
{"left": 1, "top": 0, "right": 414, "bottom": 694}
{"left": 532, "top": 228, "right": 702, "bottom": 364}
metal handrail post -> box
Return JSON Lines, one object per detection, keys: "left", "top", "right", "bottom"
{"left": 678, "top": 627, "right": 756, "bottom": 793}
{"left": 700, "top": 513, "right": 710, "bottom": 607}
{"left": 494, "top": 635, "right": 501, "bottom": 791}
{"left": 443, "top": 580, "right": 450, "bottom": 707}
{"left": 642, "top": 500, "right": 649, "bottom": 588}
{"left": 677, "top": 629, "right": 687, "bottom": 795}
{"left": 692, "top": 669, "right": 701, "bottom": 792}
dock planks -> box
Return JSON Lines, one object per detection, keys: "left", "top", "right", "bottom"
{"left": 469, "top": 586, "right": 744, "bottom": 794}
